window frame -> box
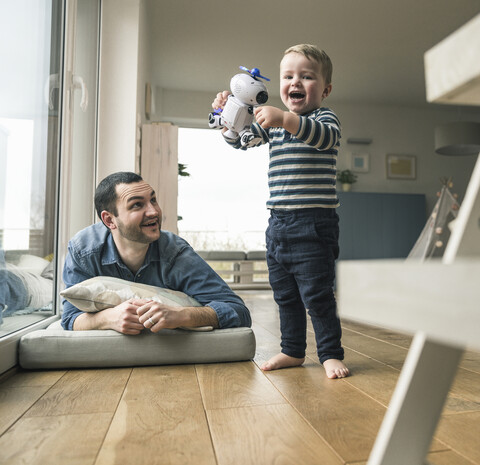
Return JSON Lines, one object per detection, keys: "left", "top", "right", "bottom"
{"left": 0, "top": 0, "right": 65, "bottom": 374}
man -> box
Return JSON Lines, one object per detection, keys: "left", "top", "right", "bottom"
{"left": 62, "top": 171, "right": 251, "bottom": 333}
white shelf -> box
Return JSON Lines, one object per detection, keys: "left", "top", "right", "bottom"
{"left": 338, "top": 258, "right": 480, "bottom": 351}
{"left": 339, "top": 15, "right": 480, "bottom": 463}
{"left": 424, "top": 12, "right": 480, "bottom": 105}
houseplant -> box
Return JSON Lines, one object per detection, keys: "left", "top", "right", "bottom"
{"left": 337, "top": 169, "right": 357, "bottom": 192}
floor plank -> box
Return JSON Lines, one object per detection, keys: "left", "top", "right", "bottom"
{"left": 251, "top": 323, "right": 282, "bottom": 366}
{"left": 344, "top": 347, "right": 480, "bottom": 414}
{"left": 207, "top": 404, "right": 343, "bottom": 465}
{"left": 262, "top": 359, "right": 386, "bottom": 463}
{"left": 0, "top": 369, "right": 67, "bottom": 435}
{"left": 196, "top": 361, "right": 286, "bottom": 410}
{"left": 24, "top": 368, "right": 131, "bottom": 417}
{"left": 343, "top": 320, "right": 480, "bottom": 375}
{"left": 0, "top": 386, "right": 52, "bottom": 436}
{"left": 460, "top": 350, "right": 480, "bottom": 374}
{"left": 427, "top": 449, "right": 478, "bottom": 465}
{"left": 448, "top": 367, "right": 480, "bottom": 408}
{"left": 342, "top": 327, "right": 408, "bottom": 370}
{"left": 342, "top": 320, "right": 413, "bottom": 349}
{"left": 263, "top": 359, "right": 446, "bottom": 463}
{"left": 435, "top": 411, "right": 480, "bottom": 464}
{"left": 95, "top": 366, "right": 217, "bottom": 465}
{"left": 0, "top": 369, "right": 66, "bottom": 388}
{"left": 0, "top": 412, "right": 113, "bottom": 465}
{"left": 341, "top": 347, "right": 401, "bottom": 407}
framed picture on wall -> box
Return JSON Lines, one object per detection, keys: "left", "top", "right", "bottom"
{"left": 351, "top": 153, "right": 370, "bottom": 173}
{"left": 386, "top": 154, "right": 416, "bottom": 180}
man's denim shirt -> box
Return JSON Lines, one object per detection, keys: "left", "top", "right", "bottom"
{"left": 62, "top": 222, "right": 252, "bottom": 330}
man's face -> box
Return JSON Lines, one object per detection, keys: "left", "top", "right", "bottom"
{"left": 280, "top": 52, "right": 332, "bottom": 115}
{"left": 111, "top": 181, "right": 162, "bottom": 244}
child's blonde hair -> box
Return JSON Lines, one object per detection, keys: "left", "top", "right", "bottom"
{"left": 284, "top": 44, "right": 333, "bottom": 85}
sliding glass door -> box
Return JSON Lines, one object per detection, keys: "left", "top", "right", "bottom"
{"left": 0, "top": 0, "right": 99, "bottom": 373}
{"left": 0, "top": 0, "right": 64, "bottom": 341}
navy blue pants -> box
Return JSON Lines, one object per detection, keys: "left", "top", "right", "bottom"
{"left": 266, "top": 208, "right": 344, "bottom": 364}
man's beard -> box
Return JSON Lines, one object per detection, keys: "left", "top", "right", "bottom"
{"left": 116, "top": 218, "right": 160, "bottom": 244}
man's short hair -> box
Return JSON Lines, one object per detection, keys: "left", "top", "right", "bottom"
{"left": 95, "top": 171, "right": 143, "bottom": 219}
{"left": 284, "top": 44, "right": 333, "bottom": 85}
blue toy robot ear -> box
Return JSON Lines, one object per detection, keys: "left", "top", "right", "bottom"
{"left": 239, "top": 66, "right": 270, "bottom": 82}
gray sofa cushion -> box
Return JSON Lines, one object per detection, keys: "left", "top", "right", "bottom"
{"left": 19, "top": 320, "right": 256, "bottom": 369}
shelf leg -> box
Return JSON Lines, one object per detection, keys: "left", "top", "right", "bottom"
{"left": 367, "top": 331, "right": 464, "bottom": 465}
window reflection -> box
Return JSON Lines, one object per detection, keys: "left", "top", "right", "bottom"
{"left": 0, "top": 0, "right": 61, "bottom": 335}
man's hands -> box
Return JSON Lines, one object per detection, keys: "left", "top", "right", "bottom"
{"left": 73, "top": 298, "right": 220, "bottom": 334}
{"left": 135, "top": 299, "right": 188, "bottom": 332}
{"left": 135, "top": 299, "right": 219, "bottom": 332}
{"left": 72, "top": 299, "right": 144, "bottom": 334}
{"left": 105, "top": 300, "right": 146, "bottom": 334}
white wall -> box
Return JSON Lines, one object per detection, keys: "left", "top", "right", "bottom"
{"left": 332, "top": 101, "right": 479, "bottom": 212}
{"left": 135, "top": 0, "right": 153, "bottom": 172}
{"left": 153, "top": 86, "right": 479, "bottom": 213}
{"left": 96, "top": 1, "right": 480, "bottom": 217}
{"left": 97, "top": 0, "right": 140, "bottom": 182}
{"left": 69, "top": 0, "right": 100, "bottom": 234}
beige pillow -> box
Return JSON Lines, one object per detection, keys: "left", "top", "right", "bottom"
{"left": 60, "top": 276, "right": 212, "bottom": 331}
{"left": 60, "top": 276, "right": 202, "bottom": 312}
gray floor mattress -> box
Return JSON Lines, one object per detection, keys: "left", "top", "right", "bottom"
{"left": 19, "top": 320, "right": 256, "bottom": 369}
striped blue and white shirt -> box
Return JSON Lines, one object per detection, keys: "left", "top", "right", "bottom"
{"left": 225, "top": 107, "right": 341, "bottom": 209}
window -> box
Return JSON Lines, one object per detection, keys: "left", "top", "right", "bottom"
{"left": 0, "top": 0, "right": 63, "bottom": 342}
{"left": 178, "top": 128, "right": 270, "bottom": 251}
{"left": 0, "top": 0, "right": 100, "bottom": 374}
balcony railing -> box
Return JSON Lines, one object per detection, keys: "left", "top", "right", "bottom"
{"left": 197, "top": 250, "right": 270, "bottom": 290}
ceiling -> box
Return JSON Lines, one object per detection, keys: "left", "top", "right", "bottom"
{"left": 145, "top": 0, "right": 480, "bottom": 107}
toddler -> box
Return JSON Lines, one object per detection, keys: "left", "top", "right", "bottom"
{"left": 212, "top": 44, "right": 349, "bottom": 378}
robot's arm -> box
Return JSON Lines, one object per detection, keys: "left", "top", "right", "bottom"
{"left": 208, "top": 109, "right": 224, "bottom": 129}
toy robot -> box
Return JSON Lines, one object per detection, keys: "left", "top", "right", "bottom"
{"left": 209, "top": 66, "right": 270, "bottom": 146}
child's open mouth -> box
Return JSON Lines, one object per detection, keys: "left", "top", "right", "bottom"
{"left": 289, "top": 91, "right": 305, "bottom": 102}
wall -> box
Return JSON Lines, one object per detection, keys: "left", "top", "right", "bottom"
{"left": 97, "top": 0, "right": 140, "bottom": 182}
{"left": 95, "top": 2, "right": 480, "bottom": 217}
{"left": 69, "top": 0, "right": 100, "bottom": 235}
{"left": 332, "top": 101, "right": 479, "bottom": 212}
{"left": 153, "top": 86, "right": 480, "bottom": 213}
{"left": 135, "top": 0, "right": 153, "bottom": 172}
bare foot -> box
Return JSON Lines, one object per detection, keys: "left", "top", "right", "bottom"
{"left": 323, "top": 359, "right": 350, "bottom": 379}
{"left": 261, "top": 353, "right": 305, "bottom": 371}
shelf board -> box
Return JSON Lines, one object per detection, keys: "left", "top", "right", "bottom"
{"left": 337, "top": 258, "right": 480, "bottom": 350}
{"left": 424, "top": 13, "right": 480, "bottom": 105}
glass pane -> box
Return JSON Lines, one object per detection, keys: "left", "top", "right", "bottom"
{"left": 0, "top": 0, "right": 63, "bottom": 336}
{"left": 178, "top": 127, "right": 270, "bottom": 251}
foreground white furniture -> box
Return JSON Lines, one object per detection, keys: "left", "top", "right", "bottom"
{"left": 338, "top": 13, "right": 480, "bottom": 465}
{"left": 338, "top": 256, "right": 480, "bottom": 464}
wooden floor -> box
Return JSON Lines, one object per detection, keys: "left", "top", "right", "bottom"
{"left": 1, "top": 290, "right": 479, "bottom": 465}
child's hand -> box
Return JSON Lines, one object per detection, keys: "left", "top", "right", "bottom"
{"left": 254, "top": 106, "right": 286, "bottom": 129}
{"left": 255, "top": 106, "right": 300, "bottom": 134}
{"left": 212, "top": 91, "right": 231, "bottom": 111}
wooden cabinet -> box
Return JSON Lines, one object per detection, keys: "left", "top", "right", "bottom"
{"left": 141, "top": 123, "right": 178, "bottom": 234}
